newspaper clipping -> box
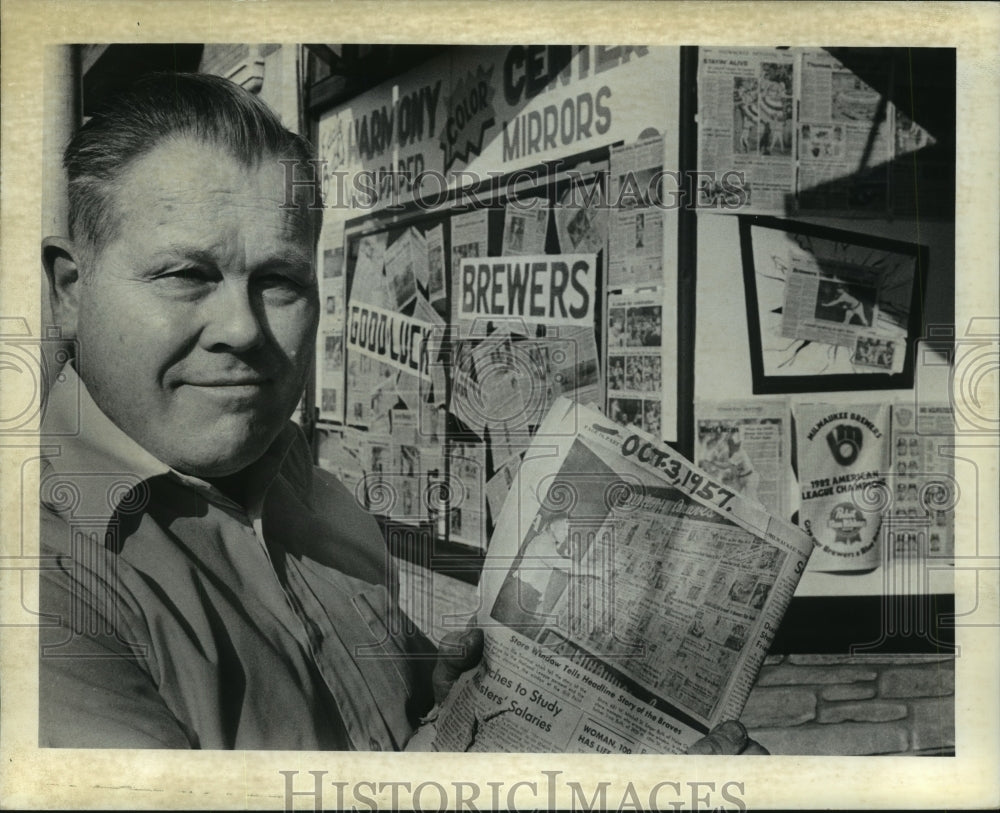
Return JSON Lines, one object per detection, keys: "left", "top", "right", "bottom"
{"left": 554, "top": 171, "right": 609, "bottom": 256}
{"left": 318, "top": 240, "right": 347, "bottom": 422}
{"left": 450, "top": 208, "right": 490, "bottom": 332}
{"left": 503, "top": 200, "right": 550, "bottom": 256}
{"left": 887, "top": 403, "right": 955, "bottom": 560}
{"left": 698, "top": 47, "right": 937, "bottom": 216}
{"left": 431, "top": 398, "right": 814, "bottom": 753}
{"left": 779, "top": 253, "right": 907, "bottom": 373}
{"left": 698, "top": 47, "right": 796, "bottom": 212}
{"left": 608, "top": 136, "right": 666, "bottom": 287}
{"left": 797, "top": 48, "right": 893, "bottom": 214}
{"left": 695, "top": 400, "right": 790, "bottom": 518}
{"left": 606, "top": 289, "right": 664, "bottom": 437}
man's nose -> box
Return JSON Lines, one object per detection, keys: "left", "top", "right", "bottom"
{"left": 199, "top": 281, "right": 266, "bottom": 352}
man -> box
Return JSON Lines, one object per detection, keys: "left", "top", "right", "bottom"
{"left": 39, "top": 72, "right": 758, "bottom": 754}
{"left": 39, "top": 72, "right": 466, "bottom": 749}
{"left": 820, "top": 283, "right": 870, "bottom": 326}
{"left": 723, "top": 427, "right": 761, "bottom": 501}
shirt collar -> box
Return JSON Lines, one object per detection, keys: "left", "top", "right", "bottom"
{"left": 41, "top": 363, "right": 305, "bottom": 529}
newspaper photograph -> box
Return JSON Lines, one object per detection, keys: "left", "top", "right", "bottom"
{"left": 432, "top": 398, "right": 814, "bottom": 753}
{"left": 698, "top": 47, "right": 796, "bottom": 212}
{"left": 695, "top": 400, "right": 791, "bottom": 518}
{"left": 608, "top": 136, "right": 666, "bottom": 287}
{"left": 779, "top": 255, "right": 874, "bottom": 348}
{"left": 778, "top": 251, "right": 911, "bottom": 373}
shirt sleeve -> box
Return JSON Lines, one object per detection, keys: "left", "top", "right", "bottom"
{"left": 38, "top": 534, "right": 195, "bottom": 749}
{"left": 39, "top": 628, "right": 195, "bottom": 748}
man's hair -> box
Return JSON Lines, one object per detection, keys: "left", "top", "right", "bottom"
{"left": 64, "top": 72, "right": 320, "bottom": 257}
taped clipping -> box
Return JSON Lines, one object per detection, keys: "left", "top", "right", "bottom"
{"left": 695, "top": 400, "right": 790, "bottom": 519}
{"left": 886, "top": 403, "right": 955, "bottom": 560}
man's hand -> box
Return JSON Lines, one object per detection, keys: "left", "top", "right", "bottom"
{"left": 432, "top": 627, "right": 485, "bottom": 704}
{"left": 685, "top": 721, "right": 769, "bottom": 755}
{"left": 406, "top": 627, "right": 484, "bottom": 751}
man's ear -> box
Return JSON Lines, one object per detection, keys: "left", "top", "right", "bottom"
{"left": 41, "top": 236, "right": 83, "bottom": 338}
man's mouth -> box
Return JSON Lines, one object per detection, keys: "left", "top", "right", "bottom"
{"left": 189, "top": 379, "right": 269, "bottom": 386}
{"left": 181, "top": 372, "right": 271, "bottom": 387}
{"left": 180, "top": 379, "right": 271, "bottom": 399}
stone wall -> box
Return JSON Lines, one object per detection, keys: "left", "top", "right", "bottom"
{"left": 740, "top": 654, "right": 955, "bottom": 755}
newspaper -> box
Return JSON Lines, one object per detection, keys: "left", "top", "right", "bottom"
{"left": 450, "top": 325, "right": 601, "bottom": 442}
{"left": 426, "top": 223, "right": 447, "bottom": 310}
{"left": 432, "top": 398, "right": 814, "bottom": 753}
{"left": 383, "top": 226, "right": 424, "bottom": 309}
{"left": 398, "top": 559, "right": 479, "bottom": 646}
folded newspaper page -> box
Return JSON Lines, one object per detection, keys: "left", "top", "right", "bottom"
{"left": 432, "top": 398, "right": 815, "bottom": 753}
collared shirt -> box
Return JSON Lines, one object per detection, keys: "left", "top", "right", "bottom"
{"left": 38, "top": 365, "right": 435, "bottom": 749}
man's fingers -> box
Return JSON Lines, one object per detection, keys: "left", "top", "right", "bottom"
{"left": 685, "top": 720, "right": 749, "bottom": 755}
{"left": 685, "top": 721, "right": 770, "bottom": 754}
{"left": 431, "top": 627, "right": 484, "bottom": 704}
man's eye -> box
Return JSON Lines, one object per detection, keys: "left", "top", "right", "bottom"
{"left": 257, "top": 273, "right": 312, "bottom": 300}
{"left": 259, "top": 273, "right": 302, "bottom": 288}
{"left": 156, "top": 268, "right": 214, "bottom": 284}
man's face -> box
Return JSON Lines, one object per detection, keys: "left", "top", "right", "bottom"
{"left": 74, "top": 137, "right": 318, "bottom": 477}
